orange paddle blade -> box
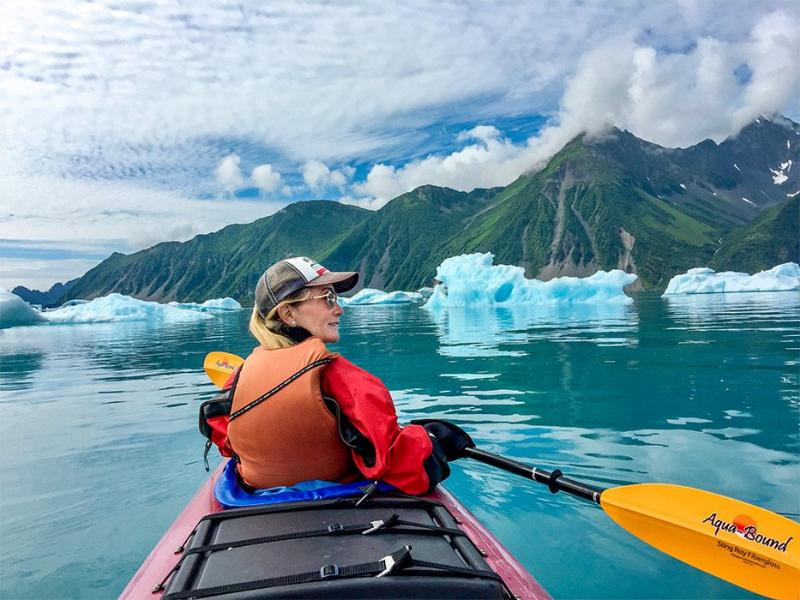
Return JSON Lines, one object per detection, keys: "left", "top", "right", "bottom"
{"left": 203, "top": 351, "right": 244, "bottom": 388}
{"left": 601, "top": 483, "right": 799, "bottom": 600}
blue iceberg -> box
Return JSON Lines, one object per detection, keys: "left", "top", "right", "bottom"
{"left": 340, "top": 288, "right": 423, "bottom": 306}
{"left": 167, "top": 297, "right": 242, "bottom": 312}
{"left": 0, "top": 290, "right": 220, "bottom": 328}
{"left": 424, "top": 253, "right": 636, "bottom": 310}
{"left": 43, "top": 293, "right": 213, "bottom": 324}
{"left": 0, "top": 287, "right": 46, "bottom": 328}
{"left": 663, "top": 263, "right": 800, "bottom": 295}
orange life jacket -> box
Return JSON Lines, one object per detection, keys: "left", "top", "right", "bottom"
{"left": 227, "top": 338, "right": 357, "bottom": 489}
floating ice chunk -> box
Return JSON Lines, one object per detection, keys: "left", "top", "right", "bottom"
{"left": 788, "top": 140, "right": 791, "bottom": 150}
{"left": 423, "top": 253, "right": 636, "bottom": 310}
{"left": 168, "top": 297, "right": 242, "bottom": 312}
{"left": 680, "top": 183, "right": 687, "bottom": 189}
{"left": 733, "top": 164, "right": 741, "bottom": 171}
{"left": 663, "top": 263, "right": 800, "bottom": 295}
{"left": 339, "top": 288, "right": 422, "bottom": 306}
{"left": 0, "top": 287, "right": 46, "bottom": 328}
{"left": 789, "top": 190, "right": 799, "bottom": 198}
{"left": 42, "top": 293, "right": 213, "bottom": 324}
{"left": 741, "top": 197, "right": 756, "bottom": 206}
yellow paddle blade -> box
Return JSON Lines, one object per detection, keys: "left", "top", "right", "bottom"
{"left": 203, "top": 351, "right": 245, "bottom": 388}
{"left": 601, "top": 483, "right": 800, "bottom": 600}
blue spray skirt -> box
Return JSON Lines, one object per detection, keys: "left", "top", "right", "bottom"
{"left": 214, "top": 459, "right": 393, "bottom": 508}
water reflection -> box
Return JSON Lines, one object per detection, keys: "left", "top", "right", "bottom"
{"left": 0, "top": 312, "right": 248, "bottom": 394}
{"left": 664, "top": 290, "right": 800, "bottom": 329}
{"left": 427, "top": 302, "right": 639, "bottom": 358}
{"left": 0, "top": 350, "right": 45, "bottom": 393}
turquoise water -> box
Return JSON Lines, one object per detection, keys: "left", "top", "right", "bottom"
{"left": 1, "top": 292, "right": 798, "bottom": 599}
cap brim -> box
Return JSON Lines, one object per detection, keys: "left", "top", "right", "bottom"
{"left": 309, "top": 271, "right": 359, "bottom": 293}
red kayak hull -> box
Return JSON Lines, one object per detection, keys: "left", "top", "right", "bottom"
{"left": 120, "top": 463, "right": 550, "bottom": 599}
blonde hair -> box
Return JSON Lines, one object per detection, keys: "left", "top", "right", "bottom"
{"left": 249, "top": 287, "right": 314, "bottom": 349}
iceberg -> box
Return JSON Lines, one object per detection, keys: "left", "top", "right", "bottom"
{"left": 339, "top": 288, "right": 423, "bottom": 306}
{"left": 42, "top": 293, "right": 212, "bottom": 325}
{"left": 0, "top": 290, "right": 239, "bottom": 329}
{"left": 424, "top": 253, "right": 636, "bottom": 310}
{"left": 168, "top": 297, "right": 242, "bottom": 312}
{"left": 663, "top": 263, "right": 800, "bottom": 295}
{"left": 0, "top": 287, "right": 46, "bottom": 328}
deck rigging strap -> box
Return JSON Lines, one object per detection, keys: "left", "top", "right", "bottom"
{"left": 161, "top": 545, "right": 502, "bottom": 600}
{"left": 180, "top": 513, "right": 466, "bottom": 559}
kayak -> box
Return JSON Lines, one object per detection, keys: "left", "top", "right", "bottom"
{"left": 120, "top": 461, "right": 551, "bottom": 599}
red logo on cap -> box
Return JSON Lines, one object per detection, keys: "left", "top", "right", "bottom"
{"left": 316, "top": 267, "right": 328, "bottom": 275}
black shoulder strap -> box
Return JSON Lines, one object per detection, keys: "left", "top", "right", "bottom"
{"left": 229, "top": 357, "right": 333, "bottom": 422}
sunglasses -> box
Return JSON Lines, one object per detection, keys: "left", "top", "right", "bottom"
{"left": 301, "top": 288, "right": 339, "bottom": 309}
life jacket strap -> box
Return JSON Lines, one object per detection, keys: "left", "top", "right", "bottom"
{"left": 228, "top": 357, "right": 333, "bottom": 421}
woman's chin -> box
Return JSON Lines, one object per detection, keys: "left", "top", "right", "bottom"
{"left": 318, "top": 329, "right": 340, "bottom": 343}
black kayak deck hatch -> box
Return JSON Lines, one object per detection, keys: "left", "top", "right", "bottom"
{"left": 161, "top": 494, "right": 511, "bottom": 599}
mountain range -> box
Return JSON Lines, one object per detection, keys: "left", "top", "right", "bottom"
{"left": 60, "top": 115, "right": 799, "bottom": 304}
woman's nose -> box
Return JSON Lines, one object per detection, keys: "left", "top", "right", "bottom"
{"left": 333, "top": 302, "right": 343, "bottom": 316}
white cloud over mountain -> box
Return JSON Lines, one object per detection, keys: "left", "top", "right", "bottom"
{"left": 301, "top": 161, "right": 353, "bottom": 191}
{"left": 251, "top": 164, "right": 282, "bottom": 194}
{"left": 351, "top": 9, "right": 800, "bottom": 207}
{"left": 214, "top": 155, "right": 246, "bottom": 192}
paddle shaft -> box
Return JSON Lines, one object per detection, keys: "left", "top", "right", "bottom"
{"left": 464, "top": 447, "right": 605, "bottom": 504}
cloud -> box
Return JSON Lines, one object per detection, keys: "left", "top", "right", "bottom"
{"left": 350, "top": 9, "right": 800, "bottom": 206}
{"left": 337, "top": 195, "right": 385, "bottom": 211}
{"left": 0, "top": 173, "right": 288, "bottom": 287}
{"left": 301, "top": 160, "right": 353, "bottom": 191}
{"left": 0, "top": 257, "right": 104, "bottom": 291}
{"left": 353, "top": 129, "right": 543, "bottom": 204}
{"left": 251, "top": 164, "right": 281, "bottom": 193}
{"left": 214, "top": 154, "right": 245, "bottom": 192}
{"left": 4, "top": 0, "right": 796, "bottom": 184}
{"left": 553, "top": 9, "right": 800, "bottom": 147}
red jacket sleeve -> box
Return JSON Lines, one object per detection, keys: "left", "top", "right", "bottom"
{"left": 321, "top": 356, "right": 448, "bottom": 495}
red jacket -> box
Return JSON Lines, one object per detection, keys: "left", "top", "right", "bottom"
{"left": 322, "top": 355, "right": 448, "bottom": 494}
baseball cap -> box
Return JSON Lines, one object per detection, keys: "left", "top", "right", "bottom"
{"left": 255, "top": 256, "right": 358, "bottom": 317}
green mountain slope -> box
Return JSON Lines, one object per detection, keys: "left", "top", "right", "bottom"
{"left": 711, "top": 196, "right": 799, "bottom": 273}
{"left": 64, "top": 201, "right": 369, "bottom": 303}
{"left": 440, "top": 135, "right": 720, "bottom": 288}
{"left": 322, "top": 185, "right": 500, "bottom": 289}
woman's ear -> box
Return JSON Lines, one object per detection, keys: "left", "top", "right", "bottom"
{"left": 276, "top": 304, "right": 294, "bottom": 326}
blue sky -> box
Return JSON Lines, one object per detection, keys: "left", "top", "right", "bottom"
{"left": 1, "top": 0, "right": 798, "bottom": 289}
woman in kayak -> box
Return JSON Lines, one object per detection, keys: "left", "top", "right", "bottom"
{"left": 226, "top": 256, "right": 473, "bottom": 494}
